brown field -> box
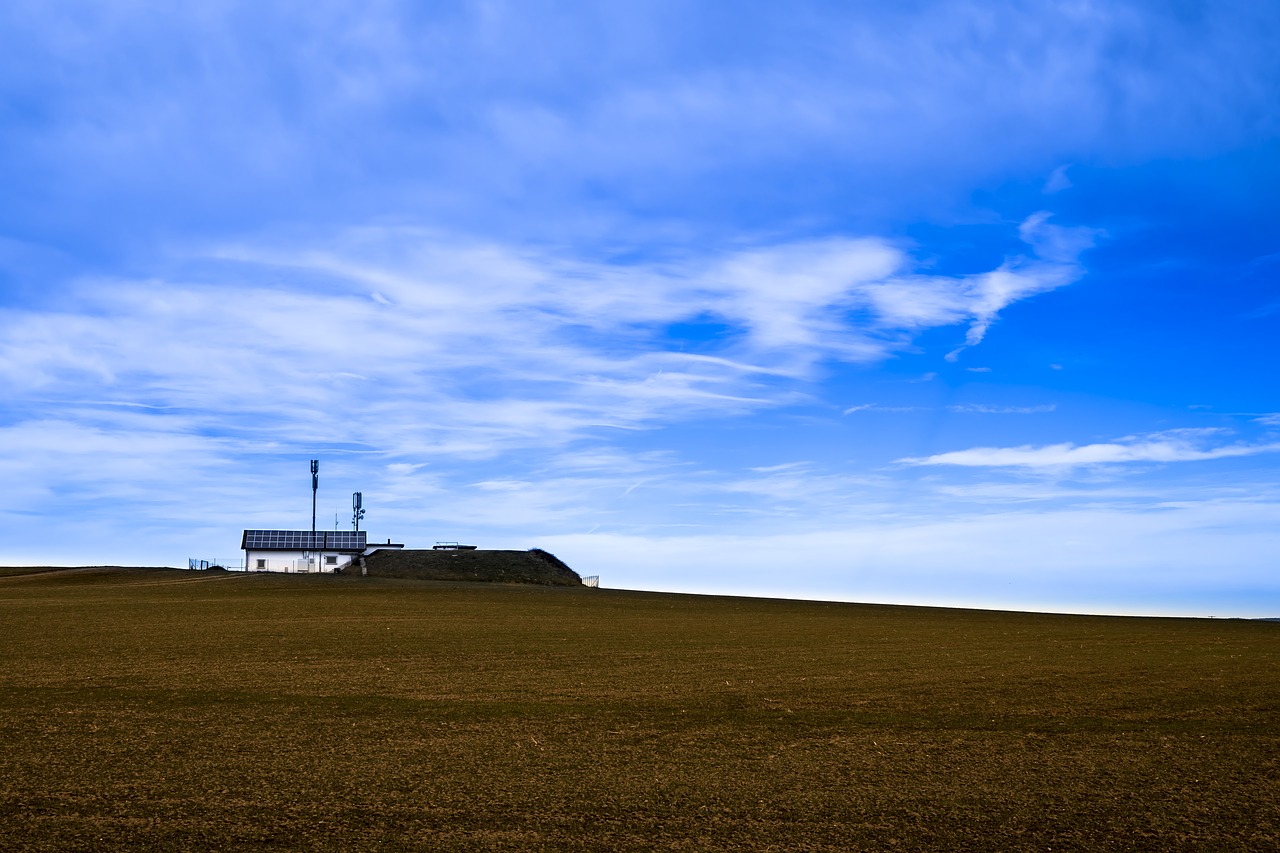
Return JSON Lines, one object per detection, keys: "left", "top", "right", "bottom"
{"left": 0, "top": 566, "right": 1276, "bottom": 851}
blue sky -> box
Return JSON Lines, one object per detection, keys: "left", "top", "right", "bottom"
{"left": 1, "top": 1, "right": 1278, "bottom": 615}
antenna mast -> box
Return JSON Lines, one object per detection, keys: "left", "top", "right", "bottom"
{"left": 310, "top": 459, "right": 319, "bottom": 548}
{"left": 352, "top": 491, "right": 364, "bottom": 532}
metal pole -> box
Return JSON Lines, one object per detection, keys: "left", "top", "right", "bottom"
{"left": 310, "top": 459, "right": 319, "bottom": 570}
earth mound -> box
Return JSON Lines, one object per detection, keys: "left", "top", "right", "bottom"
{"left": 357, "top": 548, "right": 582, "bottom": 586}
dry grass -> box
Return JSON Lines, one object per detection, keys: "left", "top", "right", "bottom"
{"left": 1, "top": 567, "right": 1277, "bottom": 851}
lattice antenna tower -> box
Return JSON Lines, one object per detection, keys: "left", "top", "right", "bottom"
{"left": 352, "top": 491, "right": 365, "bottom": 532}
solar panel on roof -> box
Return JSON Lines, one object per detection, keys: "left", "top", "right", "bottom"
{"left": 242, "top": 530, "right": 367, "bottom": 551}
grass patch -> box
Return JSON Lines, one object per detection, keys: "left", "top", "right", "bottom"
{"left": 359, "top": 548, "right": 582, "bottom": 585}
{"left": 1, "top": 567, "right": 1276, "bottom": 850}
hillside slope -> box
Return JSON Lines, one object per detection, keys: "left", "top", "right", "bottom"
{"left": 357, "top": 548, "right": 582, "bottom": 586}
{"left": 2, "top": 569, "right": 1278, "bottom": 850}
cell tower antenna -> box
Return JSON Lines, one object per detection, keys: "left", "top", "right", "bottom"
{"left": 352, "top": 491, "right": 365, "bottom": 532}
{"left": 310, "top": 459, "right": 319, "bottom": 548}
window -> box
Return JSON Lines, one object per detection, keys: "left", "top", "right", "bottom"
{"left": 256, "top": 559, "right": 266, "bottom": 569}
{"left": 325, "top": 555, "right": 338, "bottom": 565}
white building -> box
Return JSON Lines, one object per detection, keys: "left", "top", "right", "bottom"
{"left": 241, "top": 530, "right": 402, "bottom": 573}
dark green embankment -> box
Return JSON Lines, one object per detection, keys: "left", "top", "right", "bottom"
{"left": 356, "top": 548, "right": 582, "bottom": 585}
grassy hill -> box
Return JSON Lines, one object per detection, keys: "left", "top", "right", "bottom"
{"left": 0, "top": 567, "right": 1276, "bottom": 851}
{"left": 357, "top": 547, "right": 582, "bottom": 585}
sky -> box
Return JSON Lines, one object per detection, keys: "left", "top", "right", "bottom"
{"left": 1, "top": 1, "right": 1278, "bottom": 616}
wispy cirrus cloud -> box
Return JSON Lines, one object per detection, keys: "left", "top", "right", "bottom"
{"left": 944, "top": 213, "right": 1100, "bottom": 361}
{"left": 843, "top": 403, "right": 1054, "bottom": 415}
{"left": 946, "top": 404, "right": 1056, "bottom": 414}
{"left": 2, "top": 215, "right": 1089, "bottom": 463}
{"left": 0, "top": 212, "right": 1096, "bottom": 565}
{"left": 900, "top": 429, "right": 1280, "bottom": 470}
{"left": 10, "top": 1, "right": 1262, "bottom": 255}
{"left": 842, "top": 404, "right": 924, "bottom": 415}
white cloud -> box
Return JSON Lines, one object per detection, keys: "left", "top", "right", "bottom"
{"left": 2, "top": 220, "right": 1090, "bottom": 470}
{"left": 848, "top": 402, "right": 1056, "bottom": 416}
{"left": 747, "top": 462, "right": 811, "bottom": 474}
{"left": 1043, "top": 164, "right": 1072, "bottom": 193}
{"left": 946, "top": 404, "right": 1056, "bottom": 414}
{"left": 842, "top": 404, "right": 922, "bottom": 415}
{"left": 941, "top": 213, "right": 1098, "bottom": 361}
{"left": 0, "top": 210, "right": 1103, "bottom": 579}
{"left": 901, "top": 430, "right": 1280, "bottom": 469}
{"left": 8, "top": 0, "right": 1270, "bottom": 260}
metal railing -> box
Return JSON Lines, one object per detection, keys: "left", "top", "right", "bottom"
{"left": 187, "top": 558, "right": 245, "bottom": 571}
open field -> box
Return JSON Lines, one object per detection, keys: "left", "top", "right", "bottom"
{"left": 1, "top": 567, "right": 1276, "bottom": 851}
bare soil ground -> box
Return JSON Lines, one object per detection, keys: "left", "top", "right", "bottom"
{"left": 0, "top": 567, "right": 1276, "bottom": 851}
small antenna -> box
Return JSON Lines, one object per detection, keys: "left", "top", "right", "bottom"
{"left": 352, "top": 491, "right": 365, "bottom": 532}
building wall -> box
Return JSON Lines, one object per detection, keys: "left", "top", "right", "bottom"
{"left": 244, "top": 549, "right": 357, "bottom": 573}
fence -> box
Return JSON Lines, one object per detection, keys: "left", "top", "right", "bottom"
{"left": 581, "top": 575, "right": 600, "bottom": 588}
{"left": 187, "top": 558, "right": 245, "bottom": 571}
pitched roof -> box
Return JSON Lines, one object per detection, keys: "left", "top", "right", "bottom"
{"left": 241, "top": 530, "right": 367, "bottom": 551}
